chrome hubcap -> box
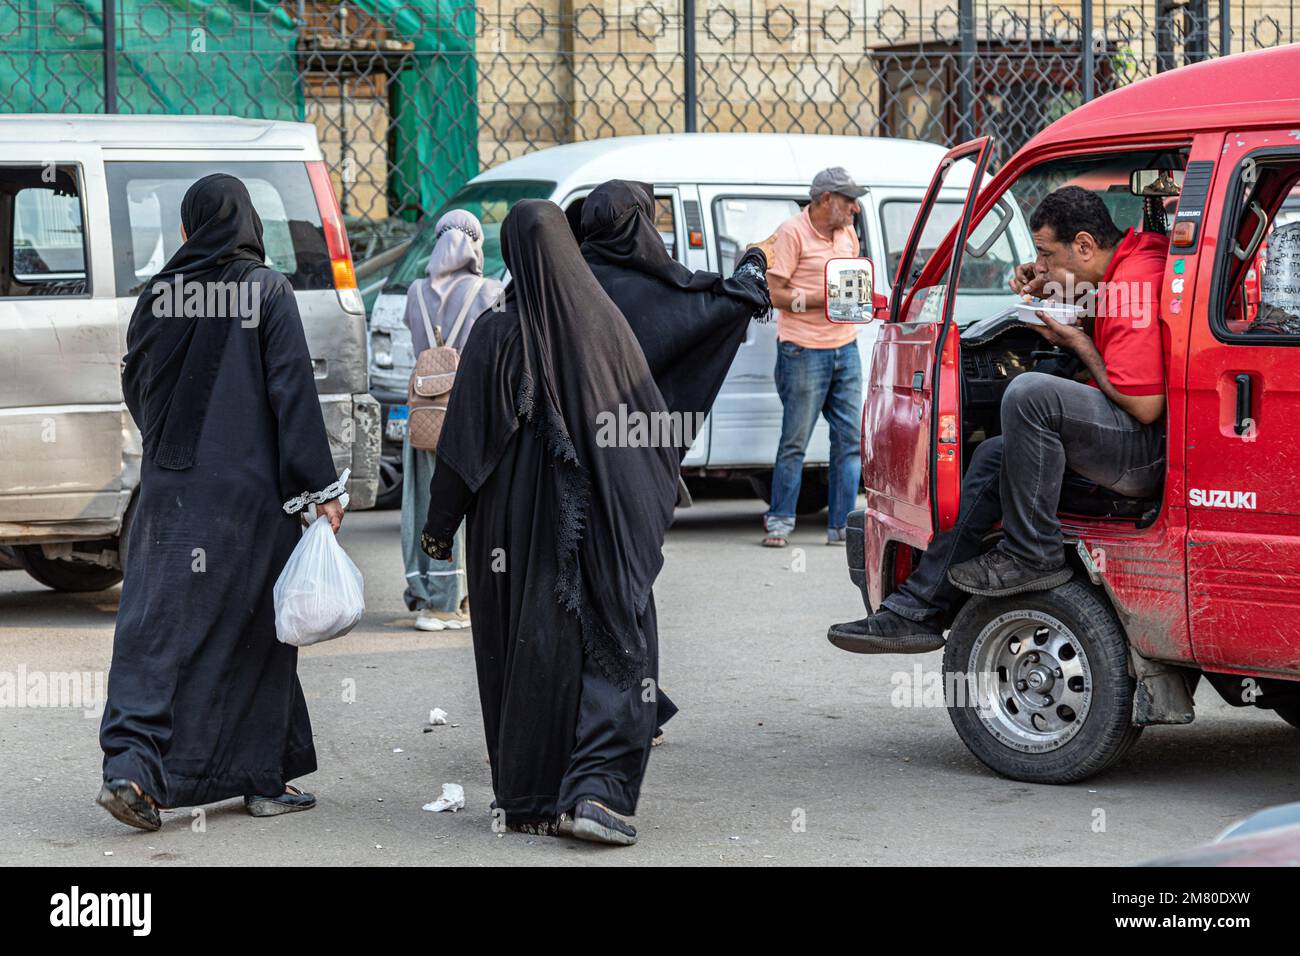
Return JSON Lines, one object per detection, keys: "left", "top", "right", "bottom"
{"left": 968, "top": 610, "right": 1092, "bottom": 754}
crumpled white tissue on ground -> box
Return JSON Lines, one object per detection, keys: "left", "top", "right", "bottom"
{"left": 422, "top": 782, "right": 465, "bottom": 813}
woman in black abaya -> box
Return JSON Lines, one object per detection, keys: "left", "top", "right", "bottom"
{"left": 98, "top": 174, "right": 346, "bottom": 831}
{"left": 422, "top": 200, "right": 680, "bottom": 845}
{"left": 576, "top": 179, "right": 771, "bottom": 442}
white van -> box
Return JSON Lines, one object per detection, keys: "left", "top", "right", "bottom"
{"left": 0, "top": 115, "right": 380, "bottom": 592}
{"left": 368, "top": 133, "right": 966, "bottom": 510}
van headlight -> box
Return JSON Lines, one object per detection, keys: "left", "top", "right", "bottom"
{"left": 371, "top": 330, "right": 393, "bottom": 368}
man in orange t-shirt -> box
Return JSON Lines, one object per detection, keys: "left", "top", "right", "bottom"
{"left": 762, "top": 167, "right": 865, "bottom": 548}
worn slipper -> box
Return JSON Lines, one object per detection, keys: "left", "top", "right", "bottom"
{"left": 96, "top": 779, "right": 162, "bottom": 832}
{"left": 244, "top": 784, "right": 316, "bottom": 817}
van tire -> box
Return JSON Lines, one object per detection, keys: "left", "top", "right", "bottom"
{"left": 943, "top": 579, "right": 1142, "bottom": 784}
{"left": 748, "top": 470, "right": 828, "bottom": 515}
{"left": 16, "top": 546, "right": 123, "bottom": 593}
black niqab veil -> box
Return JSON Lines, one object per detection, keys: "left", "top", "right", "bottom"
{"left": 437, "top": 199, "right": 679, "bottom": 686}
{"left": 122, "top": 173, "right": 267, "bottom": 469}
{"left": 578, "top": 180, "right": 770, "bottom": 452}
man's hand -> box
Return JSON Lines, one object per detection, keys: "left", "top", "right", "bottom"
{"left": 746, "top": 233, "right": 777, "bottom": 264}
{"left": 1010, "top": 261, "right": 1047, "bottom": 297}
{"left": 316, "top": 498, "right": 344, "bottom": 533}
{"left": 1031, "top": 311, "right": 1092, "bottom": 354}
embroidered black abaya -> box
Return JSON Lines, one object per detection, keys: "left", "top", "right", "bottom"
{"left": 101, "top": 174, "right": 343, "bottom": 807}
{"left": 423, "top": 200, "right": 679, "bottom": 825}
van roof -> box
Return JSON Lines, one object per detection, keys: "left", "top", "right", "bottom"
{"left": 474, "top": 133, "right": 952, "bottom": 192}
{"left": 1027, "top": 45, "right": 1300, "bottom": 150}
{"left": 0, "top": 114, "right": 319, "bottom": 151}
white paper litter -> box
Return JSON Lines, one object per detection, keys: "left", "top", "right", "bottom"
{"left": 422, "top": 782, "right": 465, "bottom": 813}
{"left": 429, "top": 708, "right": 448, "bottom": 725}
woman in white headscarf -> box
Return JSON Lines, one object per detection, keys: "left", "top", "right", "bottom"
{"left": 400, "top": 209, "right": 503, "bottom": 631}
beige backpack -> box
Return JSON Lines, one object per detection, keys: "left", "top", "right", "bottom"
{"left": 407, "top": 278, "right": 483, "bottom": 451}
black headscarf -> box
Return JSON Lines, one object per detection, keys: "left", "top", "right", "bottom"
{"left": 578, "top": 179, "right": 770, "bottom": 454}
{"left": 122, "top": 174, "right": 267, "bottom": 469}
{"left": 437, "top": 199, "right": 680, "bottom": 686}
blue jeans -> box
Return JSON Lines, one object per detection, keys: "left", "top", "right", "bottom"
{"left": 766, "top": 339, "right": 863, "bottom": 533}
{"left": 400, "top": 435, "right": 466, "bottom": 612}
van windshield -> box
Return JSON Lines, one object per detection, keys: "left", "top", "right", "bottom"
{"left": 384, "top": 179, "right": 555, "bottom": 294}
{"left": 105, "top": 161, "right": 333, "bottom": 297}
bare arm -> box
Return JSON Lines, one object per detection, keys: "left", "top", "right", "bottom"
{"left": 1032, "top": 313, "right": 1165, "bottom": 425}
{"left": 767, "top": 273, "right": 826, "bottom": 313}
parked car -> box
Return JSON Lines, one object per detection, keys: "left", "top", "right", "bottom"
{"left": 0, "top": 115, "right": 380, "bottom": 592}
{"left": 1146, "top": 802, "right": 1300, "bottom": 866}
{"left": 366, "top": 133, "right": 975, "bottom": 509}
{"left": 835, "top": 44, "right": 1300, "bottom": 782}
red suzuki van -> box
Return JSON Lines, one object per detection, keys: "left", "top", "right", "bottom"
{"left": 833, "top": 45, "right": 1300, "bottom": 783}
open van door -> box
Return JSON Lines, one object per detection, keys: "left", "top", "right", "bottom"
{"left": 863, "top": 138, "right": 992, "bottom": 553}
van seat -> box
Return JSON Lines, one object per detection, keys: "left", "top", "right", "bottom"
{"left": 1058, "top": 470, "right": 1160, "bottom": 522}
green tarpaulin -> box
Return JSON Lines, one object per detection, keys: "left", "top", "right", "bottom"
{"left": 1, "top": 0, "right": 479, "bottom": 221}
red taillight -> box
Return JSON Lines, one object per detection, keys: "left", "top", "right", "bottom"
{"left": 307, "top": 161, "right": 357, "bottom": 291}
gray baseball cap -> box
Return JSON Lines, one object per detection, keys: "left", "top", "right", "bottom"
{"left": 811, "top": 166, "right": 867, "bottom": 200}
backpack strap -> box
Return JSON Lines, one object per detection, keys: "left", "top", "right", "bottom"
{"left": 414, "top": 281, "right": 442, "bottom": 348}
{"left": 445, "top": 278, "right": 485, "bottom": 351}
{"left": 416, "top": 282, "right": 447, "bottom": 348}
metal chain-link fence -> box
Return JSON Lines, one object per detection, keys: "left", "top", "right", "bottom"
{"left": 2, "top": 0, "right": 1297, "bottom": 244}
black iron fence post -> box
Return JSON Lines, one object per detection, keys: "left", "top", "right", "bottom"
{"left": 1081, "top": 0, "right": 1094, "bottom": 102}
{"left": 102, "top": 0, "right": 118, "bottom": 112}
{"left": 1220, "top": 0, "right": 1233, "bottom": 54}
{"left": 683, "top": 0, "right": 697, "bottom": 132}
{"left": 957, "top": 0, "right": 975, "bottom": 142}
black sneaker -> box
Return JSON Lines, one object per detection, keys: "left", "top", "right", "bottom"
{"left": 827, "top": 609, "right": 945, "bottom": 654}
{"left": 947, "top": 549, "right": 1072, "bottom": 597}
{"left": 568, "top": 799, "right": 637, "bottom": 846}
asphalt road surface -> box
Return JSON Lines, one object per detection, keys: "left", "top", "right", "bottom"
{"left": 3, "top": 490, "right": 1298, "bottom": 866}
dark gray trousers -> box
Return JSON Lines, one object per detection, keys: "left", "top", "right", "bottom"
{"left": 883, "top": 372, "right": 1164, "bottom": 622}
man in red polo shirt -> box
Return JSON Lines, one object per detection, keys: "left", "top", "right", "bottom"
{"left": 830, "top": 186, "right": 1168, "bottom": 652}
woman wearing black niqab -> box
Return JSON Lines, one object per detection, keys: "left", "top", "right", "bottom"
{"left": 577, "top": 179, "right": 771, "bottom": 447}
{"left": 98, "top": 174, "right": 347, "bottom": 831}
{"left": 422, "top": 199, "right": 679, "bottom": 845}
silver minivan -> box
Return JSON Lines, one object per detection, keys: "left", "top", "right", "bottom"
{"left": 368, "top": 133, "right": 962, "bottom": 510}
{"left": 0, "top": 115, "right": 380, "bottom": 592}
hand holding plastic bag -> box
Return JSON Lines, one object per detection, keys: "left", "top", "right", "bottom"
{"left": 274, "top": 515, "right": 365, "bottom": 647}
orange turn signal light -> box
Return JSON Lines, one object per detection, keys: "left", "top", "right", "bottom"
{"left": 1171, "top": 220, "right": 1196, "bottom": 247}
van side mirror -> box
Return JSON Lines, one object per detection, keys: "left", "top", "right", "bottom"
{"left": 825, "top": 256, "right": 884, "bottom": 323}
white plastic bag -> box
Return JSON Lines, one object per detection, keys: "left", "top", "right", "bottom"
{"left": 273, "top": 515, "right": 365, "bottom": 647}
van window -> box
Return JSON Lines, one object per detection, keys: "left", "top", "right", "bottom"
{"left": 105, "top": 161, "right": 334, "bottom": 297}
{"left": 905, "top": 147, "right": 1189, "bottom": 327}
{"left": 653, "top": 196, "right": 677, "bottom": 258}
{"left": 2, "top": 165, "right": 88, "bottom": 297}
{"left": 882, "top": 200, "right": 962, "bottom": 287}
{"left": 1216, "top": 158, "right": 1300, "bottom": 340}
{"left": 385, "top": 179, "right": 556, "bottom": 293}
{"left": 713, "top": 197, "right": 801, "bottom": 275}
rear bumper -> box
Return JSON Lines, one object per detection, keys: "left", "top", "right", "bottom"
{"left": 846, "top": 508, "right": 870, "bottom": 612}
{"left": 319, "top": 392, "right": 381, "bottom": 510}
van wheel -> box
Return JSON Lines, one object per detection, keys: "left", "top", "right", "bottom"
{"left": 943, "top": 579, "right": 1141, "bottom": 784}
{"left": 374, "top": 454, "right": 403, "bottom": 510}
{"left": 747, "top": 470, "right": 828, "bottom": 515}
{"left": 16, "top": 546, "right": 123, "bottom": 593}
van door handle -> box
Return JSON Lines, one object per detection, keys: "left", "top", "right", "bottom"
{"left": 1233, "top": 373, "right": 1252, "bottom": 435}
{"left": 912, "top": 371, "right": 925, "bottom": 392}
